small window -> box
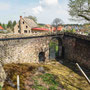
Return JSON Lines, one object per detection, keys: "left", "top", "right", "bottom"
{"left": 26, "top": 26, "right": 28, "bottom": 28}
{"left": 18, "top": 26, "right": 19, "bottom": 28}
{"left": 24, "top": 30, "right": 27, "bottom": 33}
{"left": 23, "top": 22, "right": 24, "bottom": 24}
{"left": 29, "top": 30, "right": 31, "bottom": 33}
{"left": 18, "top": 30, "right": 20, "bottom": 33}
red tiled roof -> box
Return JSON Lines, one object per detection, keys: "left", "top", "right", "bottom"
{"left": 0, "top": 26, "right": 4, "bottom": 30}
{"left": 32, "top": 26, "right": 63, "bottom": 31}
{"left": 53, "top": 26, "right": 63, "bottom": 31}
{"left": 45, "top": 24, "right": 51, "bottom": 28}
{"left": 32, "top": 28, "right": 49, "bottom": 31}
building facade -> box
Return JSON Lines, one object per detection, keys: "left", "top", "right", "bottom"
{"left": 14, "top": 16, "right": 38, "bottom": 34}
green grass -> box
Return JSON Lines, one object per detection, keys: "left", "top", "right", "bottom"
{"left": 32, "top": 85, "right": 47, "bottom": 90}
{"left": 31, "top": 73, "right": 61, "bottom": 90}
{"left": 32, "top": 76, "right": 48, "bottom": 90}
{"left": 49, "top": 42, "right": 59, "bottom": 57}
{"left": 39, "top": 73, "right": 59, "bottom": 86}
{"left": 0, "top": 86, "right": 2, "bottom": 90}
{"left": 49, "top": 86, "right": 58, "bottom": 90}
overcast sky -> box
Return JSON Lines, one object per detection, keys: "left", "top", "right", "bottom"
{"left": 0, "top": 0, "right": 79, "bottom": 24}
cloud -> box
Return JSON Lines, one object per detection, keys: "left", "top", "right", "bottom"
{"left": 20, "top": 0, "right": 72, "bottom": 24}
{"left": 0, "top": 3, "right": 10, "bottom": 11}
{"left": 33, "top": 0, "right": 71, "bottom": 24}
{"left": 32, "top": 0, "right": 59, "bottom": 15}
{"left": 32, "top": 5, "right": 43, "bottom": 14}
{"left": 40, "top": 0, "right": 58, "bottom": 5}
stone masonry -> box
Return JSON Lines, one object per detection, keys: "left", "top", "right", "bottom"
{"left": 0, "top": 36, "right": 58, "bottom": 64}
{"left": 0, "top": 33, "right": 90, "bottom": 69}
{"left": 0, "top": 63, "right": 6, "bottom": 87}
{"left": 63, "top": 33, "right": 90, "bottom": 69}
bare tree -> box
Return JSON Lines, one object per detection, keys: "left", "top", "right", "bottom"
{"left": 52, "top": 18, "right": 63, "bottom": 33}
{"left": 52, "top": 18, "right": 63, "bottom": 27}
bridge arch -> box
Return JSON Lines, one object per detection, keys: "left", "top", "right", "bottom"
{"left": 49, "top": 37, "right": 63, "bottom": 60}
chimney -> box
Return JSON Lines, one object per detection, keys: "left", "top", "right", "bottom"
{"left": 20, "top": 16, "right": 22, "bottom": 19}
{"left": 19, "top": 16, "right": 24, "bottom": 34}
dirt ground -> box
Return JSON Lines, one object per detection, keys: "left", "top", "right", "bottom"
{"left": 2, "top": 60, "right": 90, "bottom": 90}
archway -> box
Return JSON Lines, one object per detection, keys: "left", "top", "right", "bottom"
{"left": 38, "top": 52, "right": 45, "bottom": 62}
{"left": 49, "top": 37, "right": 62, "bottom": 60}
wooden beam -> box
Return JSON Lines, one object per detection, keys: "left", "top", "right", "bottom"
{"left": 76, "top": 63, "right": 90, "bottom": 84}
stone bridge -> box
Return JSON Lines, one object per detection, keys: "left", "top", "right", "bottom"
{"left": 0, "top": 33, "right": 90, "bottom": 69}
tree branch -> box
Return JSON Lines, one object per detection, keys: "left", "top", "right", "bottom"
{"left": 78, "top": 14, "right": 90, "bottom": 21}
{"left": 78, "top": 10, "right": 90, "bottom": 13}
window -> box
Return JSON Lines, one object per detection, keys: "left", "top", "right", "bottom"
{"left": 26, "top": 26, "right": 28, "bottom": 28}
{"left": 23, "top": 22, "right": 24, "bottom": 24}
{"left": 18, "top": 30, "right": 20, "bottom": 33}
{"left": 24, "top": 30, "right": 27, "bottom": 33}
{"left": 29, "top": 30, "right": 31, "bottom": 33}
{"left": 18, "top": 26, "right": 19, "bottom": 28}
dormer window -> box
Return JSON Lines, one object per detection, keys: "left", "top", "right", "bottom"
{"left": 23, "top": 22, "right": 24, "bottom": 24}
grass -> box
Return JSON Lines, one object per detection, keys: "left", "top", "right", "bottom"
{"left": 2, "top": 63, "right": 39, "bottom": 90}
{"left": 32, "top": 85, "right": 47, "bottom": 90}
{"left": 44, "top": 61, "right": 90, "bottom": 90}
{"left": 49, "top": 41, "right": 59, "bottom": 57}
{"left": 39, "top": 73, "right": 59, "bottom": 85}
{"left": 0, "top": 86, "right": 2, "bottom": 90}
{"left": 32, "top": 73, "right": 61, "bottom": 90}
{"left": 2, "top": 61, "right": 90, "bottom": 90}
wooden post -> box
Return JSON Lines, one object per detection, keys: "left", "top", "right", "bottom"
{"left": 76, "top": 63, "right": 90, "bottom": 84}
{"left": 17, "top": 75, "right": 20, "bottom": 90}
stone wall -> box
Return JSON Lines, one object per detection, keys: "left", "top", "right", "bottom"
{"left": 0, "top": 63, "right": 6, "bottom": 87}
{"left": 0, "top": 36, "right": 52, "bottom": 64}
{"left": 0, "top": 33, "right": 90, "bottom": 69}
{"left": 63, "top": 33, "right": 90, "bottom": 69}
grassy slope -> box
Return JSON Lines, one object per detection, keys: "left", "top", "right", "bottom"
{"left": 42, "top": 61, "right": 90, "bottom": 90}
{"left": 2, "top": 61, "right": 90, "bottom": 90}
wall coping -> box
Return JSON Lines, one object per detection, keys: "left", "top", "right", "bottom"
{"left": 0, "top": 32, "right": 64, "bottom": 41}
{"left": 0, "top": 32, "right": 90, "bottom": 41}
{"left": 64, "top": 32, "right": 90, "bottom": 41}
{"left": 0, "top": 32, "right": 63, "bottom": 39}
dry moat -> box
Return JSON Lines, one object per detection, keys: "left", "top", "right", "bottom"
{"left": 0, "top": 33, "right": 90, "bottom": 90}
{"left": 2, "top": 60, "right": 90, "bottom": 90}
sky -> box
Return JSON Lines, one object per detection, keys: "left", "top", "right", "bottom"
{"left": 0, "top": 0, "right": 79, "bottom": 24}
